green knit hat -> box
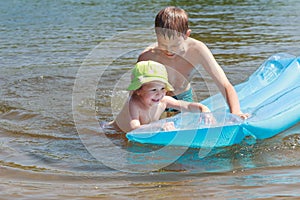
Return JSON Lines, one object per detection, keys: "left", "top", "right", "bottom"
{"left": 127, "top": 61, "right": 174, "bottom": 91}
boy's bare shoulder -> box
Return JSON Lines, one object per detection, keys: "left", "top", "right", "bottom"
{"left": 186, "top": 37, "right": 207, "bottom": 49}
{"left": 185, "top": 37, "right": 211, "bottom": 60}
{"left": 138, "top": 45, "right": 160, "bottom": 61}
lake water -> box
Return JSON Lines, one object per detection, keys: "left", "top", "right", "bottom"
{"left": 1, "top": 0, "right": 300, "bottom": 199}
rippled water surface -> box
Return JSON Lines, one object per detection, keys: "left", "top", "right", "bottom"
{"left": 1, "top": 0, "right": 300, "bottom": 199}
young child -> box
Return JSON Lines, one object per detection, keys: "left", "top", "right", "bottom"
{"left": 109, "top": 60, "right": 211, "bottom": 133}
{"left": 138, "top": 6, "right": 249, "bottom": 119}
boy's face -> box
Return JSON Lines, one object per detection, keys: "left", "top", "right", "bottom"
{"left": 137, "top": 81, "right": 167, "bottom": 106}
{"left": 156, "top": 35, "right": 185, "bottom": 58}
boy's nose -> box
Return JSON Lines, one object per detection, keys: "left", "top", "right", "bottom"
{"left": 166, "top": 46, "right": 175, "bottom": 52}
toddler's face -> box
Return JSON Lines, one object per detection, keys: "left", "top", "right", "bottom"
{"left": 138, "top": 81, "right": 167, "bottom": 106}
{"left": 156, "top": 35, "right": 185, "bottom": 58}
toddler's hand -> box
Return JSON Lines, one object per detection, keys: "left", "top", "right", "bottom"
{"left": 162, "top": 121, "right": 176, "bottom": 131}
{"left": 199, "top": 112, "right": 216, "bottom": 125}
{"left": 201, "top": 105, "right": 211, "bottom": 113}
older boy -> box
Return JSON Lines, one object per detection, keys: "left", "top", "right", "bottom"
{"left": 138, "top": 6, "right": 249, "bottom": 119}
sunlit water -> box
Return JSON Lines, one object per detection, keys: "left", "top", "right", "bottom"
{"left": 1, "top": 0, "right": 300, "bottom": 199}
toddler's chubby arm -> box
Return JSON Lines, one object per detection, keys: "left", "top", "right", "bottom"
{"left": 163, "top": 96, "right": 215, "bottom": 124}
{"left": 163, "top": 96, "right": 210, "bottom": 113}
{"left": 127, "top": 102, "right": 143, "bottom": 131}
{"left": 128, "top": 119, "right": 141, "bottom": 130}
{"left": 127, "top": 101, "right": 176, "bottom": 132}
{"left": 128, "top": 119, "right": 176, "bottom": 132}
{"left": 186, "top": 102, "right": 210, "bottom": 113}
{"left": 162, "top": 121, "right": 176, "bottom": 131}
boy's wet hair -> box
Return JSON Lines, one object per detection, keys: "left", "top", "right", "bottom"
{"left": 155, "top": 6, "right": 189, "bottom": 38}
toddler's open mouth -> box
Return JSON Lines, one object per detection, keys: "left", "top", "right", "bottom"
{"left": 152, "top": 99, "right": 160, "bottom": 103}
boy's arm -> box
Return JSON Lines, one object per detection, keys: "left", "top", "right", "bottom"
{"left": 195, "top": 41, "right": 248, "bottom": 119}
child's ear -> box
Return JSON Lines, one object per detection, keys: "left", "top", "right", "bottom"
{"left": 184, "top": 29, "right": 191, "bottom": 39}
{"left": 135, "top": 90, "right": 141, "bottom": 96}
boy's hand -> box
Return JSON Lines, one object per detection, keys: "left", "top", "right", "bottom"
{"left": 236, "top": 113, "right": 250, "bottom": 120}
